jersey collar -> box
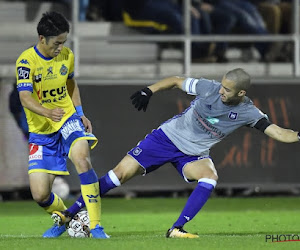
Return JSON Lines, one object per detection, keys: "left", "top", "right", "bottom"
{"left": 34, "top": 46, "right": 53, "bottom": 61}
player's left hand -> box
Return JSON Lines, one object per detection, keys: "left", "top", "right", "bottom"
{"left": 81, "top": 115, "right": 92, "bottom": 133}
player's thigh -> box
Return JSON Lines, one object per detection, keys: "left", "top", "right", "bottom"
{"left": 69, "top": 139, "right": 91, "bottom": 173}
{"left": 29, "top": 172, "right": 56, "bottom": 201}
{"left": 112, "top": 155, "right": 144, "bottom": 183}
{"left": 183, "top": 158, "right": 218, "bottom": 181}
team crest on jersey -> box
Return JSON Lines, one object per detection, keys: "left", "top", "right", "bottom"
{"left": 133, "top": 147, "right": 142, "bottom": 156}
{"left": 29, "top": 144, "right": 43, "bottom": 161}
{"left": 60, "top": 64, "right": 68, "bottom": 75}
{"left": 228, "top": 111, "right": 238, "bottom": 120}
{"left": 18, "top": 59, "right": 30, "bottom": 65}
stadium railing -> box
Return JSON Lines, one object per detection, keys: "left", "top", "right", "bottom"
{"left": 0, "top": 0, "right": 300, "bottom": 83}
{"left": 69, "top": 0, "right": 300, "bottom": 81}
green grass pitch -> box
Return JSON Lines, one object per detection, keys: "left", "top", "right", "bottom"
{"left": 1, "top": 197, "right": 300, "bottom": 249}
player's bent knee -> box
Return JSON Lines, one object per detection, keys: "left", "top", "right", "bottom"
{"left": 32, "top": 192, "right": 51, "bottom": 203}
{"left": 196, "top": 172, "right": 218, "bottom": 182}
{"left": 201, "top": 166, "right": 218, "bottom": 181}
{"left": 113, "top": 157, "right": 142, "bottom": 184}
{"left": 184, "top": 165, "right": 218, "bottom": 182}
{"left": 73, "top": 157, "right": 92, "bottom": 173}
{"left": 209, "top": 172, "right": 218, "bottom": 181}
{"left": 113, "top": 166, "right": 137, "bottom": 184}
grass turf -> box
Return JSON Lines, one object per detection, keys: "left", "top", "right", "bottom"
{"left": 0, "top": 197, "right": 300, "bottom": 249}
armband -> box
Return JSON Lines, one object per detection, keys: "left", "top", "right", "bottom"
{"left": 254, "top": 118, "right": 271, "bottom": 132}
{"left": 75, "top": 105, "right": 84, "bottom": 117}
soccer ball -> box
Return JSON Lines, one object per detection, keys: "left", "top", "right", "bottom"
{"left": 67, "top": 210, "right": 90, "bottom": 238}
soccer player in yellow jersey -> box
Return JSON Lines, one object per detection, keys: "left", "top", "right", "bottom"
{"left": 16, "top": 11, "right": 109, "bottom": 238}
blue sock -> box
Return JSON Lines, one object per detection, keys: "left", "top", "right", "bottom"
{"left": 67, "top": 196, "right": 85, "bottom": 216}
{"left": 67, "top": 170, "right": 121, "bottom": 216}
{"left": 38, "top": 192, "right": 55, "bottom": 208}
{"left": 172, "top": 178, "right": 216, "bottom": 228}
{"left": 99, "top": 170, "right": 121, "bottom": 195}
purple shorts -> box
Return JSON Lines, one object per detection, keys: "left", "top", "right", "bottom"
{"left": 127, "top": 128, "right": 210, "bottom": 182}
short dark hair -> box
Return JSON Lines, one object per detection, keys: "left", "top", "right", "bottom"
{"left": 224, "top": 68, "right": 251, "bottom": 91}
{"left": 37, "top": 11, "right": 69, "bottom": 37}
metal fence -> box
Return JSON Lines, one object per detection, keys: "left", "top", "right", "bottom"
{"left": 69, "top": 0, "right": 300, "bottom": 79}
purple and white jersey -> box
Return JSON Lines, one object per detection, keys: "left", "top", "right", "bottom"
{"left": 159, "top": 77, "right": 266, "bottom": 156}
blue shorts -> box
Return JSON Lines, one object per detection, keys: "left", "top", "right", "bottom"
{"left": 127, "top": 129, "right": 210, "bottom": 182}
{"left": 28, "top": 113, "right": 98, "bottom": 175}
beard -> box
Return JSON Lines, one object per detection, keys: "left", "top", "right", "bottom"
{"left": 222, "top": 94, "right": 243, "bottom": 106}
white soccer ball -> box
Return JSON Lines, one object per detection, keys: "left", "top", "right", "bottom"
{"left": 67, "top": 210, "right": 90, "bottom": 238}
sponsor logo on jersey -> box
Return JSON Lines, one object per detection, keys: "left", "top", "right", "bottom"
{"left": 228, "top": 111, "right": 238, "bottom": 120}
{"left": 206, "top": 117, "right": 219, "bottom": 124}
{"left": 60, "top": 64, "right": 68, "bottom": 75}
{"left": 194, "top": 110, "right": 225, "bottom": 139}
{"left": 34, "top": 74, "right": 42, "bottom": 83}
{"left": 17, "top": 82, "right": 32, "bottom": 89}
{"left": 40, "top": 86, "right": 67, "bottom": 103}
{"left": 29, "top": 144, "right": 43, "bottom": 161}
{"left": 44, "top": 73, "right": 57, "bottom": 81}
{"left": 47, "top": 66, "right": 53, "bottom": 75}
{"left": 18, "top": 59, "right": 30, "bottom": 65}
{"left": 37, "top": 89, "right": 42, "bottom": 100}
{"left": 61, "top": 119, "right": 83, "bottom": 140}
{"left": 17, "top": 67, "right": 30, "bottom": 80}
{"left": 42, "top": 86, "right": 66, "bottom": 98}
{"left": 133, "top": 147, "right": 142, "bottom": 156}
{"left": 206, "top": 104, "right": 212, "bottom": 110}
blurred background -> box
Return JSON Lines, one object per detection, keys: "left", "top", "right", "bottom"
{"left": 1, "top": 0, "right": 300, "bottom": 201}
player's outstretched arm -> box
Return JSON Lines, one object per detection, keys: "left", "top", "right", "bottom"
{"left": 19, "top": 90, "right": 65, "bottom": 122}
{"left": 130, "top": 76, "right": 185, "bottom": 111}
{"left": 147, "top": 76, "right": 185, "bottom": 94}
{"left": 264, "top": 124, "right": 299, "bottom": 143}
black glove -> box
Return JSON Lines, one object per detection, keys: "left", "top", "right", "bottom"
{"left": 130, "top": 87, "right": 153, "bottom": 111}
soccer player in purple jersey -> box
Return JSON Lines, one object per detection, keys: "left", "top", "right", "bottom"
{"left": 50, "top": 68, "right": 300, "bottom": 238}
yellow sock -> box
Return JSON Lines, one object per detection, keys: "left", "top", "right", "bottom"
{"left": 43, "top": 193, "right": 67, "bottom": 214}
{"left": 81, "top": 182, "right": 101, "bottom": 229}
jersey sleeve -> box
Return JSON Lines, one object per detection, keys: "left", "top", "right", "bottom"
{"left": 247, "top": 107, "right": 269, "bottom": 128}
{"left": 182, "top": 77, "right": 219, "bottom": 96}
{"left": 15, "top": 53, "right": 34, "bottom": 93}
{"left": 68, "top": 49, "right": 75, "bottom": 79}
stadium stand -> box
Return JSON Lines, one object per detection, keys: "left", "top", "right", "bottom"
{"left": 0, "top": 1, "right": 297, "bottom": 80}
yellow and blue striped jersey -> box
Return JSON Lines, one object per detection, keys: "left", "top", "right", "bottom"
{"left": 16, "top": 46, "right": 75, "bottom": 134}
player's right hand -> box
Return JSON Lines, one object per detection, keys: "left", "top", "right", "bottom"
{"left": 50, "top": 108, "right": 65, "bottom": 122}
{"left": 130, "top": 87, "right": 153, "bottom": 112}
